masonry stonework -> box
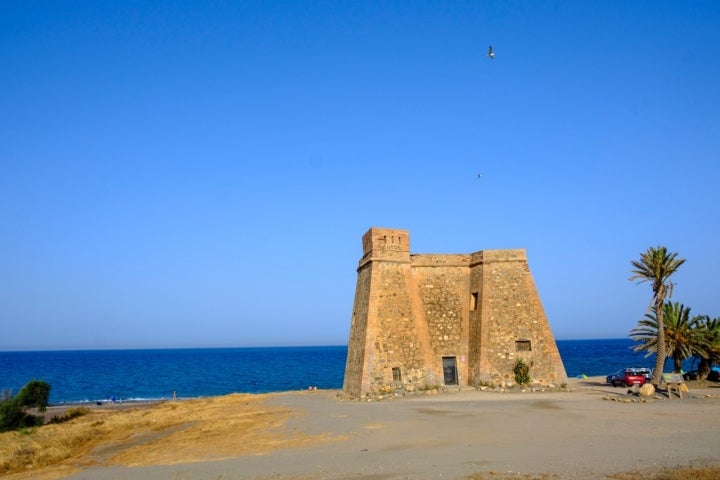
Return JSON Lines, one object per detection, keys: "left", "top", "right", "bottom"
{"left": 343, "top": 227, "right": 567, "bottom": 398}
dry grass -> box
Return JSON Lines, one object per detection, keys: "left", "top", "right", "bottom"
{"left": 0, "top": 393, "right": 334, "bottom": 480}
{"left": 464, "top": 466, "right": 720, "bottom": 480}
{"left": 467, "top": 473, "right": 558, "bottom": 479}
{"left": 610, "top": 465, "right": 720, "bottom": 479}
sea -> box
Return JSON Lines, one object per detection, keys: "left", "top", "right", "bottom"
{"left": 0, "top": 339, "right": 699, "bottom": 405}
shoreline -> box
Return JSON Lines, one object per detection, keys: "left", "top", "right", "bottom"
{"left": 43, "top": 374, "right": 720, "bottom": 409}
{"left": 45, "top": 374, "right": 720, "bottom": 404}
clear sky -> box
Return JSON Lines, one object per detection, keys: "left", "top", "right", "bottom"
{"left": 1, "top": 1, "right": 718, "bottom": 350}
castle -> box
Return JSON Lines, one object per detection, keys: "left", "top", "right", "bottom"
{"left": 343, "top": 227, "right": 567, "bottom": 398}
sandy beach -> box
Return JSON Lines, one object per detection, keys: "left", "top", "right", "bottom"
{"left": 4, "top": 377, "right": 718, "bottom": 480}
{"left": 31, "top": 377, "right": 713, "bottom": 480}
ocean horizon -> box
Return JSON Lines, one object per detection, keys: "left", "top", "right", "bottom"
{"left": 0, "top": 339, "right": 697, "bottom": 404}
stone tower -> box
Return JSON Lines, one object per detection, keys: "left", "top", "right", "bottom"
{"left": 343, "top": 227, "right": 566, "bottom": 398}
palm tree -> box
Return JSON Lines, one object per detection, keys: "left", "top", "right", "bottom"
{"left": 630, "top": 246, "right": 685, "bottom": 385}
{"left": 630, "top": 302, "right": 703, "bottom": 373}
{"left": 695, "top": 316, "right": 720, "bottom": 379}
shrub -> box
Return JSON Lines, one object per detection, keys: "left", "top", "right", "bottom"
{"left": 14, "top": 380, "right": 50, "bottom": 412}
{"left": 0, "top": 380, "right": 51, "bottom": 432}
{"left": 513, "top": 359, "right": 533, "bottom": 385}
{"left": 49, "top": 407, "right": 90, "bottom": 424}
{"left": 0, "top": 400, "right": 44, "bottom": 432}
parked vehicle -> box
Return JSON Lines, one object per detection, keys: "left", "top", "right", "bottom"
{"left": 682, "top": 366, "right": 719, "bottom": 381}
{"left": 606, "top": 368, "right": 648, "bottom": 387}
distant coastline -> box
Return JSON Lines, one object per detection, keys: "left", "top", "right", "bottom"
{"left": 0, "top": 336, "right": 633, "bottom": 352}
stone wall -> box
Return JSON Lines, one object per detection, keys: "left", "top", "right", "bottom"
{"left": 410, "top": 255, "right": 470, "bottom": 386}
{"left": 342, "top": 261, "right": 372, "bottom": 398}
{"left": 469, "top": 250, "right": 566, "bottom": 386}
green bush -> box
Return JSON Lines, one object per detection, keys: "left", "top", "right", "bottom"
{"left": 513, "top": 358, "right": 533, "bottom": 385}
{"left": 0, "top": 380, "right": 51, "bottom": 432}
{"left": 15, "top": 380, "right": 51, "bottom": 411}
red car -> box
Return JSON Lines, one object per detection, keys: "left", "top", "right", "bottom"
{"left": 606, "top": 368, "right": 647, "bottom": 387}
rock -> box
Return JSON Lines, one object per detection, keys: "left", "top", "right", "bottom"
{"left": 638, "top": 383, "right": 655, "bottom": 397}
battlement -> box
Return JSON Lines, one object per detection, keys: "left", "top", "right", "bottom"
{"left": 410, "top": 254, "right": 471, "bottom": 268}
{"left": 358, "top": 227, "right": 410, "bottom": 268}
{"left": 469, "top": 249, "right": 527, "bottom": 266}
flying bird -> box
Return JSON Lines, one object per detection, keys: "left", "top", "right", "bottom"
{"left": 488, "top": 45, "right": 494, "bottom": 59}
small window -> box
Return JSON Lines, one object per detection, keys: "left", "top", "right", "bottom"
{"left": 392, "top": 367, "right": 402, "bottom": 382}
{"left": 470, "top": 292, "right": 478, "bottom": 310}
{"left": 516, "top": 340, "right": 531, "bottom": 352}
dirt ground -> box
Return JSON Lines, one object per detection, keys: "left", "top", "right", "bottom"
{"left": 10, "top": 378, "right": 720, "bottom": 479}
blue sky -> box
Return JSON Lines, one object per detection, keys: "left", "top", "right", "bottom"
{"left": 1, "top": 1, "right": 718, "bottom": 350}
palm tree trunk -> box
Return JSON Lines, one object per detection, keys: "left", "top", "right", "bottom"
{"left": 698, "top": 358, "right": 711, "bottom": 379}
{"left": 673, "top": 354, "right": 682, "bottom": 373}
{"left": 652, "top": 300, "right": 666, "bottom": 386}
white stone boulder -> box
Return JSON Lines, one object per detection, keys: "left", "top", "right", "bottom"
{"left": 638, "top": 383, "right": 655, "bottom": 397}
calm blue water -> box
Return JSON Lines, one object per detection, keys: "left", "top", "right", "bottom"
{"left": 0, "top": 339, "right": 697, "bottom": 404}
